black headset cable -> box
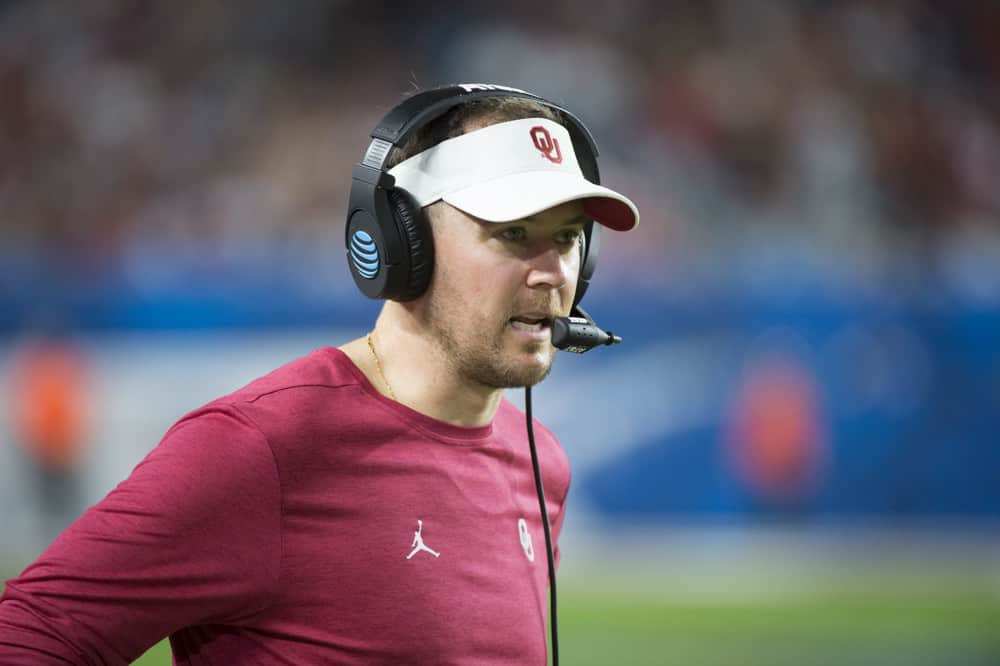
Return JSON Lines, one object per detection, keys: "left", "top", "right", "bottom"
{"left": 524, "top": 385, "right": 559, "bottom": 666}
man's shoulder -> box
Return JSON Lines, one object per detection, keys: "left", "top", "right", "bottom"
{"left": 192, "top": 346, "right": 383, "bottom": 445}
{"left": 172, "top": 347, "right": 366, "bottom": 437}
{"left": 222, "top": 346, "right": 361, "bottom": 405}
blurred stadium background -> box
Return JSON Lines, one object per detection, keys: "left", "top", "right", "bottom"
{"left": 1, "top": 1, "right": 998, "bottom": 664}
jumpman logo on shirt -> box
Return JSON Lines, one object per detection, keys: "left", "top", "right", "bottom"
{"left": 406, "top": 519, "right": 440, "bottom": 559}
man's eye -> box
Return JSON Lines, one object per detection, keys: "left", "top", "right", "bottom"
{"left": 556, "top": 228, "right": 583, "bottom": 245}
{"left": 500, "top": 227, "right": 527, "bottom": 241}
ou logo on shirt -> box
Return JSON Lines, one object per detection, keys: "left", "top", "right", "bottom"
{"left": 518, "top": 518, "right": 535, "bottom": 562}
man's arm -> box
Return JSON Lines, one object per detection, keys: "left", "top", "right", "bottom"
{"left": 0, "top": 406, "right": 282, "bottom": 665}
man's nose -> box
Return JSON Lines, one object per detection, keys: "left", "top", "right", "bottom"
{"left": 525, "top": 244, "right": 573, "bottom": 290}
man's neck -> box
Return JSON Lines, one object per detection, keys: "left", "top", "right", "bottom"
{"left": 339, "top": 305, "right": 505, "bottom": 427}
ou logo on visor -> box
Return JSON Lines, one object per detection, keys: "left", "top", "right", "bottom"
{"left": 530, "top": 126, "right": 563, "bottom": 164}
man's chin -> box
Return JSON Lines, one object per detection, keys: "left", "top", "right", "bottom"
{"left": 457, "top": 336, "right": 557, "bottom": 389}
{"left": 499, "top": 352, "right": 556, "bottom": 388}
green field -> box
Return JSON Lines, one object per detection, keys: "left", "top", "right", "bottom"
{"left": 121, "top": 582, "right": 1000, "bottom": 666}
{"left": 556, "top": 588, "right": 1000, "bottom": 665}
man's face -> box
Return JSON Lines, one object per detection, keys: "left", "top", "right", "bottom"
{"left": 419, "top": 199, "right": 586, "bottom": 389}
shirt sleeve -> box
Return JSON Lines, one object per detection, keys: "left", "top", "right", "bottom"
{"left": 0, "top": 405, "right": 282, "bottom": 665}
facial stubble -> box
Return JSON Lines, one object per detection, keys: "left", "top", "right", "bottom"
{"left": 424, "top": 279, "right": 557, "bottom": 389}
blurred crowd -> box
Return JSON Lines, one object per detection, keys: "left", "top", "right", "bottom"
{"left": 2, "top": 0, "right": 1000, "bottom": 327}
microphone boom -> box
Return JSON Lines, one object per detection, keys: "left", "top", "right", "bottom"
{"left": 551, "top": 307, "right": 622, "bottom": 353}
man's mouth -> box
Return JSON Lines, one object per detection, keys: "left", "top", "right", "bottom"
{"left": 509, "top": 314, "right": 553, "bottom": 332}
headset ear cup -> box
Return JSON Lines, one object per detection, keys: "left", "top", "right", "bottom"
{"left": 573, "top": 221, "right": 599, "bottom": 308}
{"left": 388, "top": 189, "right": 434, "bottom": 300}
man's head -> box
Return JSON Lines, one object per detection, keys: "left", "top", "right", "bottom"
{"left": 346, "top": 84, "right": 639, "bottom": 388}
{"left": 387, "top": 98, "right": 589, "bottom": 388}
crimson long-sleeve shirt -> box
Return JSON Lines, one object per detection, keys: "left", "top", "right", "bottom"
{"left": 0, "top": 347, "right": 569, "bottom": 665}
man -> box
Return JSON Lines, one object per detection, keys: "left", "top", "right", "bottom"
{"left": 0, "top": 84, "right": 639, "bottom": 664}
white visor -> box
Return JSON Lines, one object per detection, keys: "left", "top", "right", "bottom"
{"left": 387, "top": 118, "right": 639, "bottom": 231}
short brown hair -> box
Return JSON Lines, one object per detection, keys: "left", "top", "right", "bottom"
{"left": 384, "top": 96, "right": 566, "bottom": 169}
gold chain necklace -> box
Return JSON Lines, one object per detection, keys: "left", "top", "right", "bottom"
{"left": 366, "top": 332, "right": 397, "bottom": 401}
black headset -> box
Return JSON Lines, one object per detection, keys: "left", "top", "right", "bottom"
{"left": 345, "top": 83, "right": 603, "bottom": 308}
